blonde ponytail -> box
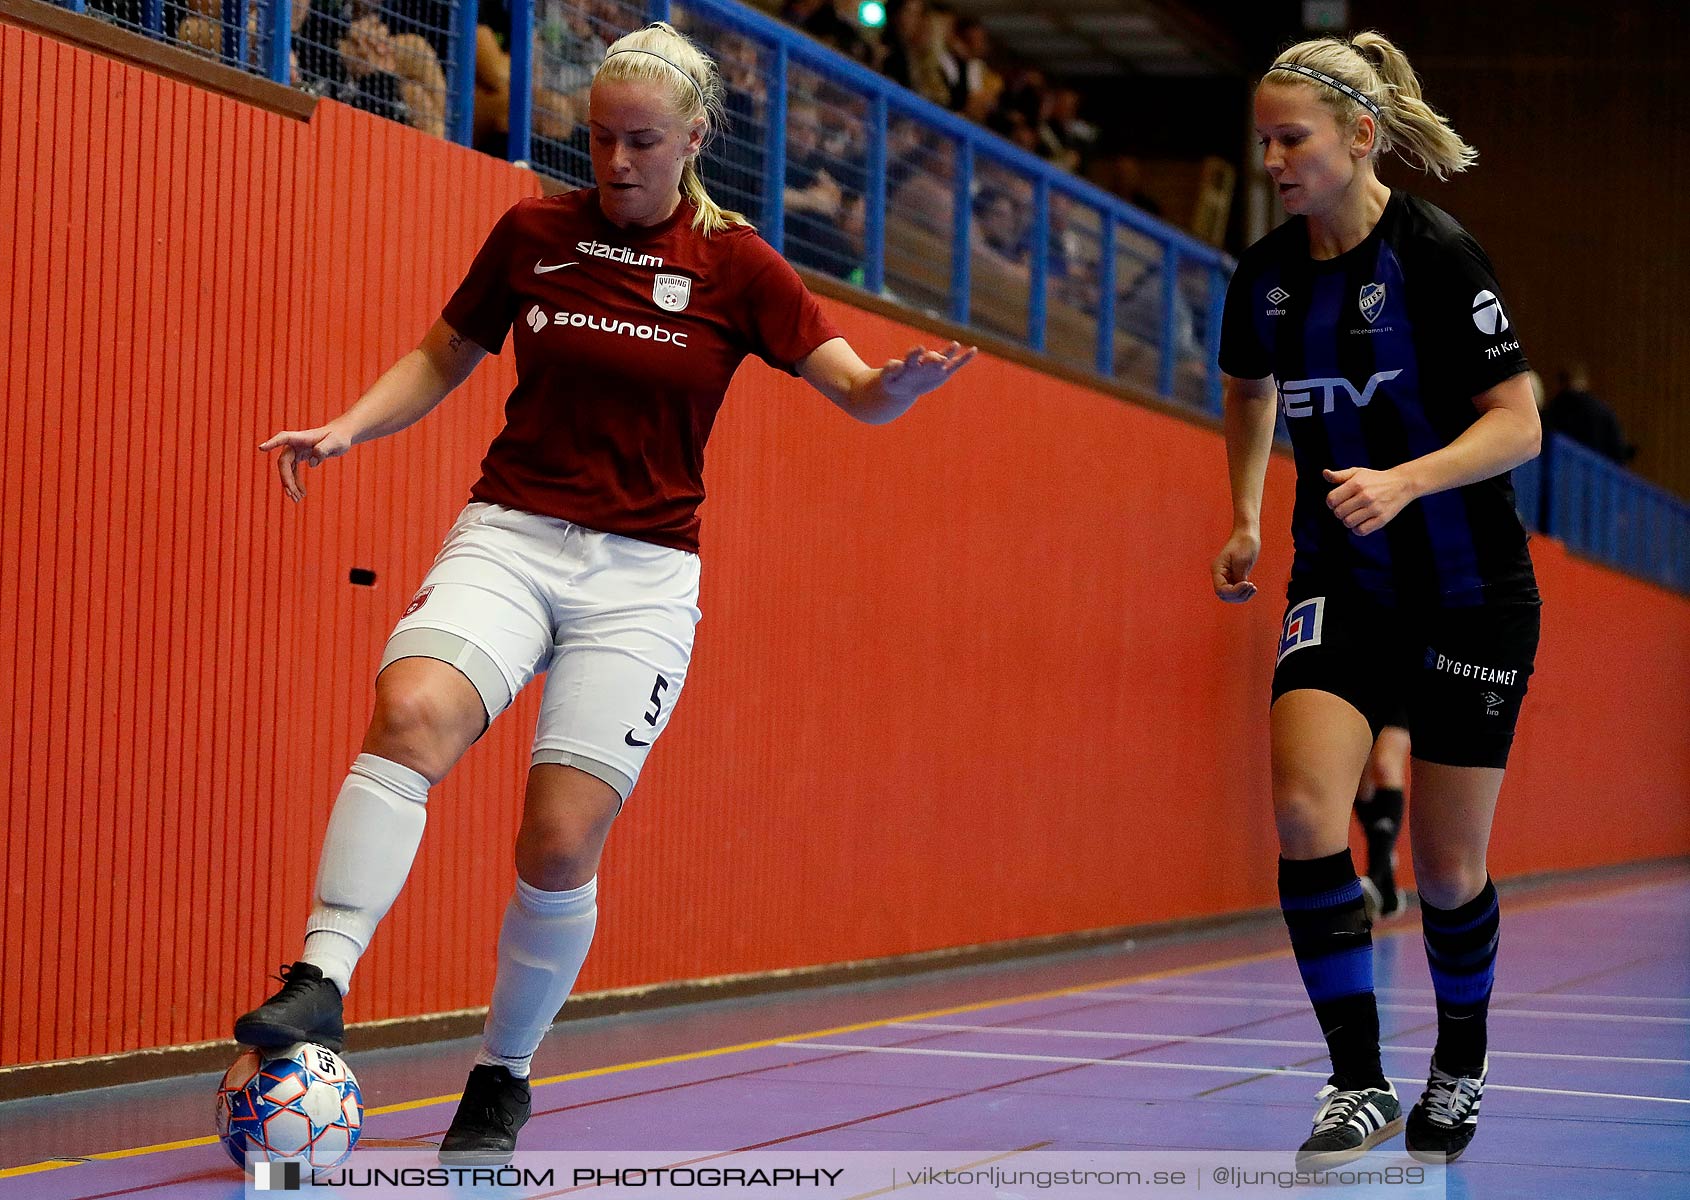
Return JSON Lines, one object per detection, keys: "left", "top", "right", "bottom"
{"left": 1267, "top": 31, "right": 1477, "bottom": 180}
{"left": 595, "top": 22, "right": 752, "bottom": 235}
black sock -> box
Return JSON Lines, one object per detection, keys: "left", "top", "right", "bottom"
{"left": 1353, "top": 787, "right": 1404, "bottom": 890}
{"left": 1421, "top": 878, "right": 1499, "bottom": 1077}
{"left": 1280, "top": 850, "right": 1384, "bottom": 1090}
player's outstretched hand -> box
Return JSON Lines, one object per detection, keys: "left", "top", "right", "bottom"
{"left": 1212, "top": 529, "right": 1260, "bottom": 603}
{"left": 1324, "top": 466, "right": 1413, "bottom": 536}
{"left": 259, "top": 424, "right": 352, "bottom": 503}
{"left": 879, "top": 341, "right": 978, "bottom": 404}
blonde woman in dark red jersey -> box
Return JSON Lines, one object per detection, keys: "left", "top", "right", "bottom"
{"left": 235, "top": 21, "right": 975, "bottom": 1163}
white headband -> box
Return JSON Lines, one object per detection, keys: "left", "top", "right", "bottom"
{"left": 1267, "top": 62, "right": 1382, "bottom": 118}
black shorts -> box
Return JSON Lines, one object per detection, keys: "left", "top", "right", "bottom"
{"left": 1270, "top": 587, "right": 1541, "bottom": 769}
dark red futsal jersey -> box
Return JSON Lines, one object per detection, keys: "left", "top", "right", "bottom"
{"left": 442, "top": 190, "right": 843, "bottom": 553}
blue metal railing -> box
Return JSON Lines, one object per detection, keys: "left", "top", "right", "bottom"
{"left": 40, "top": 0, "right": 1690, "bottom": 597}
{"left": 1538, "top": 434, "right": 1690, "bottom": 595}
{"left": 50, "top": 0, "right": 1230, "bottom": 415}
{"left": 1512, "top": 451, "right": 1542, "bottom": 535}
{"left": 661, "top": 0, "right": 1231, "bottom": 410}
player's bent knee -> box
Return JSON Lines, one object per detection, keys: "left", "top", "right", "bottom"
{"left": 1415, "top": 863, "right": 1488, "bottom": 910}
{"left": 380, "top": 629, "right": 512, "bottom": 721}
{"left": 515, "top": 762, "right": 623, "bottom": 890}
{"left": 514, "top": 816, "right": 612, "bottom": 891}
{"left": 1272, "top": 779, "right": 1355, "bottom": 857}
{"left": 367, "top": 657, "right": 497, "bottom": 780}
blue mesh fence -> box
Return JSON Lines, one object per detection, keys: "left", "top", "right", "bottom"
{"left": 43, "top": 0, "right": 1689, "bottom": 594}
{"left": 1545, "top": 435, "right": 1690, "bottom": 594}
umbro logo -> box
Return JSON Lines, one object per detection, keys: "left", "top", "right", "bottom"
{"left": 534, "top": 259, "right": 579, "bottom": 274}
{"left": 1266, "top": 286, "right": 1290, "bottom": 304}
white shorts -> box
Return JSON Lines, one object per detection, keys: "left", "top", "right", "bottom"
{"left": 379, "top": 502, "right": 701, "bottom": 802}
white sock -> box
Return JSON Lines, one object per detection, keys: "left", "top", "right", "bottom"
{"left": 301, "top": 753, "right": 430, "bottom": 995}
{"left": 477, "top": 876, "right": 598, "bottom": 1078}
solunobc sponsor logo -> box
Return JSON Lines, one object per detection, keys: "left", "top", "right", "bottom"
{"left": 525, "top": 304, "right": 687, "bottom": 346}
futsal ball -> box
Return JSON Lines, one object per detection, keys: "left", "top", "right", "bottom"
{"left": 216, "top": 1042, "right": 363, "bottom": 1172}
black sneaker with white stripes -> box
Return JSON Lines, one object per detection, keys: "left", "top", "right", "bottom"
{"left": 1359, "top": 874, "right": 1409, "bottom": 922}
{"left": 1295, "top": 1080, "right": 1404, "bottom": 1168}
{"left": 1406, "top": 1056, "right": 1486, "bottom": 1162}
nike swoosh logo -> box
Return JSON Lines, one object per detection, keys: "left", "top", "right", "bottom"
{"left": 534, "top": 260, "right": 579, "bottom": 274}
{"left": 624, "top": 729, "right": 653, "bottom": 747}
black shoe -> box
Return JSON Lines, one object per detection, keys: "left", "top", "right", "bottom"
{"left": 1406, "top": 1056, "right": 1487, "bottom": 1163}
{"left": 440, "top": 1065, "right": 532, "bottom": 1165}
{"left": 1295, "top": 1080, "right": 1404, "bottom": 1168}
{"left": 233, "top": 962, "right": 345, "bottom": 1053}
{"left": 1359, "top": 875, "right": 1410, "bottom": 922}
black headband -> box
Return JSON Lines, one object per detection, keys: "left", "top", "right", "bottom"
{"left": 603, "top": 48, "right": 706, "bottom": 104}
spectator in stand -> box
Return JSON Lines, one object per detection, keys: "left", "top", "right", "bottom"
{"left": 887, "top": 125, "right": 954, "bottom": 238}
{"left": 382, "top": 0, "right": 455, "bottom": 64}
{"left": 948, "top": 16, "right": 997, "bottom": 120}
{"left": 781, "top": 0, "right": 873, "bottom": 65}
{"left": 924, "top": 5, "right": 960, "bottom": 111}
{"left": 392, "top": 32, "right": 448, "bottom": 139}
{"left": 1039, "top": 87, "right": 1096, "bottom": 173}
{"left": 702, "top": 31, "right": 769, "bottom": 224}
{"left": 1543, "top": 365, "right": 1635, "bottom": 464}
{"left": 881, "top": 0, "right": 946, "bottom": 106}
{"left": 176, "top": 1, "right": 262, "bottom": 68}
{"left": 1087, "top": 151, "right": 1162, "bottom": 217}
{"left": 986, "top": 107, "right": 1039, "bottom": 155}
{"left": 338, "top": 3, "right": 409, "bottom": 126}
{"left": 974, "top": 187, "right": 1027, "bottom": 271}
{"left": 784, "top": 97, "right": 863, "bottom": 280}
{"left": 284, "top": 0, "right": 446, "bottom": 139}
{"left": 471, "top": 0, "right": 598, "bottom": 171}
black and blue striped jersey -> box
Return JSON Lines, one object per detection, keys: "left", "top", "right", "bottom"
{"left": 1219, "top": 191, "right": 1538, "bottom": 608}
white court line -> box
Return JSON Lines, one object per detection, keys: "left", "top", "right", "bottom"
{"left": 890, "top": 1022, "right": 1690, "bottom": 1068}
{"left": 781, "top": 1041, "right": 1690, "bottom": 1106}
{"left": 1141, "top": 980, "right": 1690, "bottom": 1008}
{"left": 1084, "top": 991, "right": 1690, "bottom": 1025}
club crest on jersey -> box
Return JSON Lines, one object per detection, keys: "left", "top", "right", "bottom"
{"left": 1359, "top": 282, "right": 1386, "bottom": 324}
{"left": 1277, "top": 597, "right": 1325, "bottom": 664}
{"left": 652, "top": 273, "right": 692, "bottom": 313}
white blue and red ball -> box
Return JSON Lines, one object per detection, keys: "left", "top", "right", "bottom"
{"left": 216, "top": 1042, "right": 363, "bottom": 1172}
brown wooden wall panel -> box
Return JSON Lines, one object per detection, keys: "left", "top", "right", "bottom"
{"left": 2, "top": 22, "right": 1688, "bottom": 1071}
{"left": 1355, "top": 0, "right": 1690, "bottom": 496}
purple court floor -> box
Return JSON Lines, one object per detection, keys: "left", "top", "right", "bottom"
{"left": 2, "top": 863, "right": 1686, "bottom": 1199}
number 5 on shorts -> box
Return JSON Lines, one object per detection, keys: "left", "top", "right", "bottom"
{"left": 625, "top": 675, "right": 669, "bottom": 748}
{"left": 644, "top": 675, "right": 669, "bottom": 726}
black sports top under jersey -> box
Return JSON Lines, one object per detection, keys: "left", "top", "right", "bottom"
{"left": 1219, "top": 190, "right": 1537, "bottom": 608}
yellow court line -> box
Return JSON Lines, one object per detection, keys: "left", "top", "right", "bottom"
{"left": 1, "top": 868, "right": 1674, "bottom": 1181}
{"left": 0, "top": 945, "right": 1284, "bottom": 1180}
